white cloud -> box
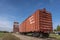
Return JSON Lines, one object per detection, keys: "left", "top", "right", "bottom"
{"left": 0, "top": 20, "right": 11, "bottom": 27}
{"left": 0, "top": 15, "right": 16, "bottom": 32}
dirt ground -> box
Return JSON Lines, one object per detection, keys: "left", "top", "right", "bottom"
{"left": 12, "top": 33, "right": 57, "bottom": 40}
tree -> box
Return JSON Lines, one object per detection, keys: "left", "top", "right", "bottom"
{"left": 54, "top": 29, "right": 57, "bottom": 31}
{"left": 57, "top": 25, "right": 60, "bottom": 31}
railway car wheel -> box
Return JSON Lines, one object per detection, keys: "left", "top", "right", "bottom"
{"left": 39, "top": 33, "right": 43, "bottom": 38}
{"left": 45, "top": 33, "right": 49, "bottom": 38}
{"left": 32, "top": 33, "right": 40, "bottom": 37}
{"left": 24, "top": 33, "right": 27, "bottom": 35}
{"left": 43, "top": 33, "right": 49, "bottom": 38}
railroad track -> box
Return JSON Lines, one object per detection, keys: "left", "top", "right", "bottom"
{"left": 12, "top": 33, "right": 57, "bottom": 40}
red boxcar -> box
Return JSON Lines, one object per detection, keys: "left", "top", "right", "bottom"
{"left": 13, "top": 22, "right": 19, "bottom": 33}
{"left": 19, "top": 8, "right": 53, "bottom": 37}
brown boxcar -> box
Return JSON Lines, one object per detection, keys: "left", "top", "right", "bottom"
{"left": 19, "top": 21, "right": 26, "bottom": 33}
{"left": 13, "top": 22, "right": 19, "bottom": 33}
{"left": 19, "top": 8, "right": 53, "bottom": 37}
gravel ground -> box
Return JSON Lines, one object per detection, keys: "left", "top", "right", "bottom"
{"left": 0, "top": 38, "right": 2, "bottom": 40}
{"left": 12, "top": 33, "right": 57, "bottom": 40}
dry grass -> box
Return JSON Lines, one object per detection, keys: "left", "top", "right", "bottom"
{"left": 50, "top": 34, "right": 60, "bottom": 40}
{"left": 0, "top": 33, "right": 5, "bottom": 38}
{"left": 2, "top": 33, "right": 20, "bottom": 40}
{"left": 1, "top": 33, "right": 20, "bottom": 40}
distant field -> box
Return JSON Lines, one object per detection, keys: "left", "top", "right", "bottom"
{"left": 50, "top": 34, "right": 60, "bottom": 40}
{"left": 0, "top": 33, "right": 6, "bottom": 38}
{"left": 0, "top": 33, "right": 20, "bottom": 40}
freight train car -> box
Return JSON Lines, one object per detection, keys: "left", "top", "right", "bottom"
{"left": 19, "top": 8, "right": 53, "bottom": 37}
{"left": 13, "top": 22, "right": 19, "bottom": 33}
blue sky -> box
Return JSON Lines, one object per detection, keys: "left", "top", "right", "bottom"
{"left": 0, "top": 0, "right": 60, "bottom": 32}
